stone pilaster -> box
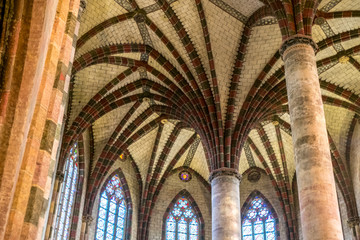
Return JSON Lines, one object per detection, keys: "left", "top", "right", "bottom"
{"left": 80, "top": 214, "right": 93, "bottom": 240}
{"left": 210, "top": 168, "right": 242, "bottom": 240}
{"left": 281, "top": 34, "right": 343, "bottom": 240}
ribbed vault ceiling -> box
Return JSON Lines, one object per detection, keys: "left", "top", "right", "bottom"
{"left": 64, "top": 0, "right": 360, "bottom": 222}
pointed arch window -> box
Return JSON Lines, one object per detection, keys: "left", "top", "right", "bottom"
{"left": 163, "top": 191, "right": 204, "bottom": 240}
{"left": 241, "top": 192, "right": 278, "bottom": 240}
{"left": 54, "top": 143, "right": 79, "bottom": 239}
{"left": 95, "top": 173, "right": 130, "bottom": 240}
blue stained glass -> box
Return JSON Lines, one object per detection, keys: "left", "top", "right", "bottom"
{"left": 116, "top": 228, "right": 124, "bottom": 239}
{"left": 254, "top": 234, "right": 264, "bottom": 240}
{"left": 266, "top": 232, "right": 276, "bottom": 240}
{"left": 166, "top": 231, "right": 175, "bottom": 240}
{"left": 53, "top": 143, "right": 79, "bottom": 239}
{"left": 96, "top": 229, "right": 104, "bottom": 239}
{"left": 107, "top": 222, "right": 114, "bottom": 235}
{"left": 184, "top": 208, "right": 194, "bottom": 218}
{"left": 165, "top": 197, "right": 200, "bottom": 240}
{"left": 178, "top": 233, "right": 187, "bottom": 240}
{"left": 254, "top": 220, "right": 264, "bottom": 234}
{"left": 96, "top": 173, "right": 127, "bottom": 240}
{"left": 242, "top": 195, "right": 277, "bottom": 240}
{"left": 110, "top": 201, "right": 117, "bottom": 213}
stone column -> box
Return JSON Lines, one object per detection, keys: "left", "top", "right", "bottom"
{"left": 281, "top": 35, "right": 343, "bottom": 240}
{"left": 348, "top": 217, "right": 360, "bottom": 240}
{"left": 80, "top": 215, "right": 93, "bottom": 240}
{"left": 210, "top": 168, "right": 242, "bottom": 240}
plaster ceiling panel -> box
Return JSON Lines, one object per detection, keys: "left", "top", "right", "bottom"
{"left": 279, "top": 113, "right": 290, "bottom": 124}
{"left": 115, "top": 103, "right": 158, "bottom": 141}
{"left": 203, "top": 0, "right": 244, "bottom": 121}
{"left": 248, "top": 129, "right": 273, "bottom": 175}
{"left": 151, "top": 122, "right": 176, "bottom": 175}
{"left": 341, "top": 38, "right": 360, "bottom": 51}
{"left": 173, "top": 147, "right": 191, "bottom": 169}
{"left": 249, "top": 144, "right": 266, "bottom": 171}
{"left": 324, "top": 104, "right": 355, "bottom": 160}
{"left": 160, "top": 129, "right": 195, "bottom": 177}
{"left": 69, "top": 64, "right": 129, "bottom": 127}
{"left": 280, "top": 127, "right": 295, "bottom": 183}
{"left": 147, "top": 9, "right": 198, "bottom": 86}
{"left": 128, "top": 127, "right": 159, "bottom": 184}
{"left": 233, "top": 24, "right": 282, "bottom": 123}
{"left": 79, "top": 0, "right": 128, "bottom": 38}
{"left": 321, "top": 88, "right": 354, "bottom": 105}
{"left": 320, "top": 62, "right": 360, "bottom": 95}
{"left": 110, "top": 52, "right": 142, "bottom": 60}
{"left": 263, "top": 123, "right": 283, "bottom": 174}
{"left": 92, "top": 103, "right": 134, "bottom": 161}
{"left": 330, "top": 0, "right": 360, "bottom": 11}
{"left": 147, "top": 26, "right": 190, "bottom": 84}
{"left": 218, "top": 0, "right": 264, "bottom": 17}
{"left": 148, "top": 56, "right": 177, "bottom": 83}
{"left": 327, "top": 18, "right": 360, "bottom": 36}
{"left": 172, "top": 0, "right": 211, "bottom": 83}
{"left": 76, "top": 19, "right": 143, "bottom": 57}
{"left": 263, "top": 58, "right": 283, "bottom": 84}
{"left": 103, "top": 71, "right": 142, "bottom": 97}
{"left": 238, "top": 148, "right": 250, "bottom": 174}
{"left": 135, "top": 0, "right": 156, "bottom": 9}
{"left": 190, "top": 143, "right": 210, "bottom": 181}
{"left": 312, "top": 24, "right": 328, "bottom": 43}
{"left": 316, "top": 45, "right": 337, "bottom": 62}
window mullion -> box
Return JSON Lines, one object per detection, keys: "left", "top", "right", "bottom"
{"left": 113, "top": 200, "right": 119, "bottom": 240}
{"left": 104, "top": 195, "right": 110, "bottom": 240}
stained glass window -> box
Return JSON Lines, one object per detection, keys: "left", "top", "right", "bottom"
{"left": 54, "top": 143, "right": 79, "bottom": 240}
{"left": 242, "top": 196, "right": 277, "bottom": 240}
{"left": 95, "top": 174, "right": 127, "bottom": 240}
{"left": 165, "top": 196, "right": 200, "bottom": 240}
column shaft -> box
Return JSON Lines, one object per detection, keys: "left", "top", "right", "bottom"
{"left": 211, "top": 169, "right": 241, "bottom": 240}
{"left": 282, "top": 37, "right": 343, "bottom": 240}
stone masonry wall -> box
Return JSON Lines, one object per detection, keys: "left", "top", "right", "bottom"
{"left": 87, "top": 158, "right": 141, "bottom": 240}
{"left": 240, "top": 170, "right": 287, "bottom": 240}
{"left": 148, "top": 169, "right": 211, "bottom": 240}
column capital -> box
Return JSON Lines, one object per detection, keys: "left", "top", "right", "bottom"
{"left": 82, "top": 214, "right": 94, "bottom": 223}
{"left": 280, "top": 34, "right": 318, "bottom": 59}
{"left": 348, "top": 217, "right": 360, "bottom": 228}
{"left": 209, "top": 168, "right": 242, "bottom": 182}
{"left": 56, "top": 171, "right": 65, "bottom": 182}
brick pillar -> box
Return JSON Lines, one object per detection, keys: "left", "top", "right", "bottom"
{"left": 281, "top": 35, "right": 343, "bottom": 240}
{"left": 210, "top": 168, "right": 242, "bottom": 240}
{"left": 0, "top": 0, "right": 59, "bottom": 239}
{"left": 43, "top": 1, "right": 85, "bottom": 238}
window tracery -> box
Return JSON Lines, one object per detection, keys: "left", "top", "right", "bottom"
{"left": 242, "top": 194, "right": 278, "bottom": 240}
{"left": 54, "top": 143, "right": 79, "bottom": 239}
{"left": 164, "top": 195, "right": 202, "bottom": 240}
{"left": 95, "top": 174, "right": 128, "bottom": 240}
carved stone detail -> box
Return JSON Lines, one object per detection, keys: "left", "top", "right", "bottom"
{"left": 56, "top": 171, "right": 65, "bottom": 182}
{"left": 82, "top": 215, "right": 94, "bottom": 223}
{"left": 348, "top": 217, "right": 360, "bottom": 228}
{"left": 280, "top": 35, "right": 318, "bottom": 59}
{"left": 247, "top": 170, "right": 261, "bottom": 183}
{"left": 209, "top": 168, "right": 242, "bottom": 182}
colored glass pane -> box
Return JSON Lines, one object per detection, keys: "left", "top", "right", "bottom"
{"left": 54, "top": 143, "right": 79, "bottom": 240}
{"left": 165, "top": 197, "right": 200, "bottom": 240}
{"left": 242, "top": 195, "right": 277, "bottom": 240}
{"left": 95, "top": 173, "right": 127, "bottom": 240}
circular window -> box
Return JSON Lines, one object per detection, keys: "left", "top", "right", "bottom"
{"left": 179, "top": 171, "right": 192, "bottom": 182}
